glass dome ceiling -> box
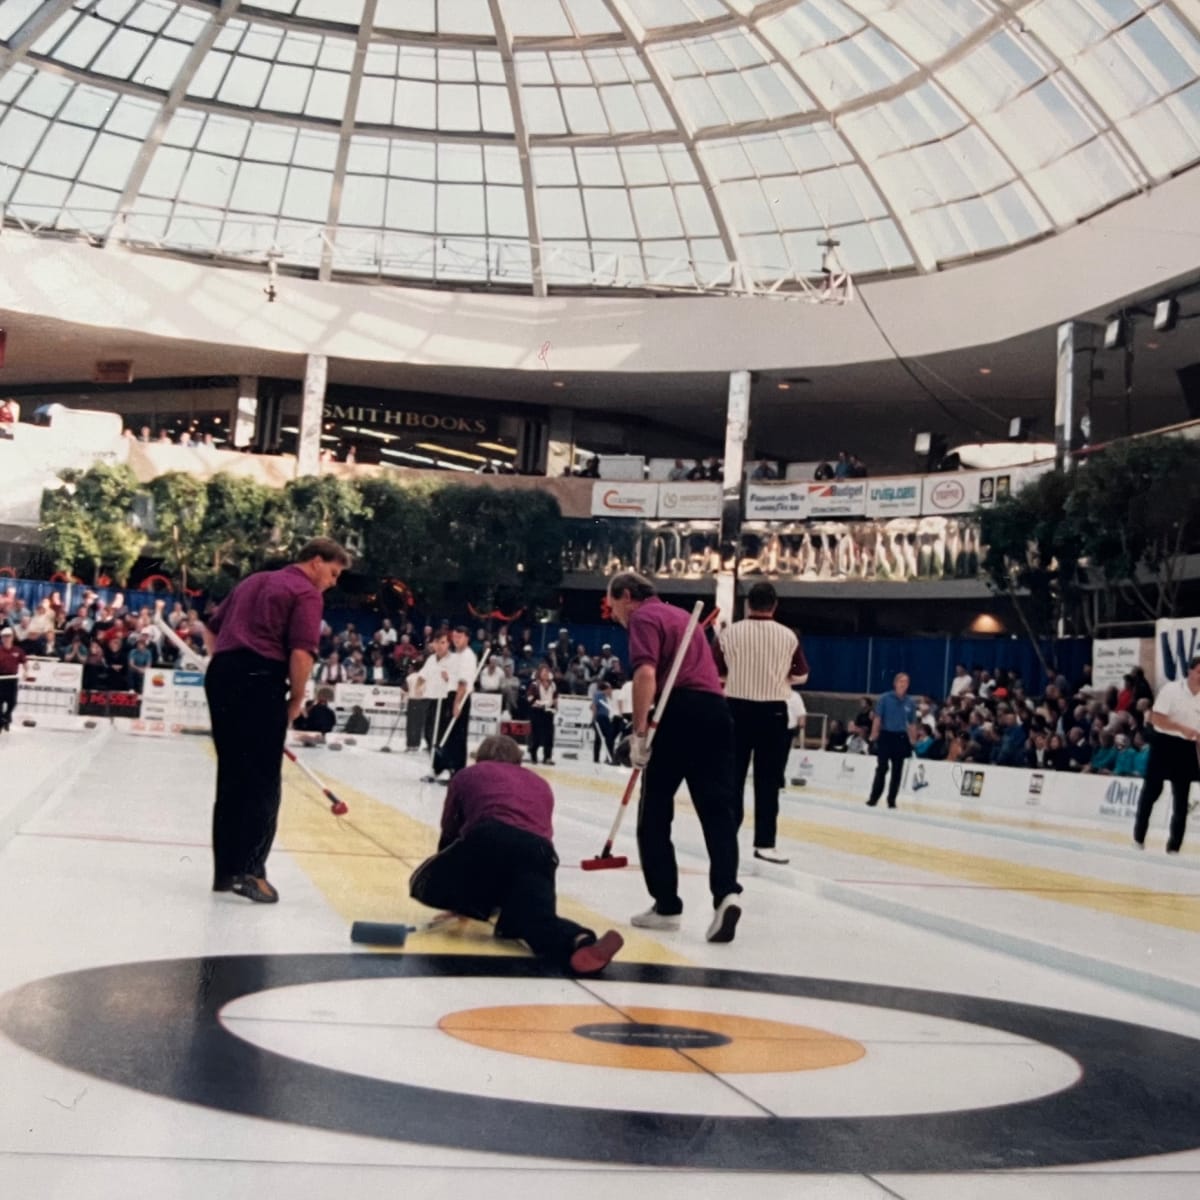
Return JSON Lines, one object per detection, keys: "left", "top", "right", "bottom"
{"left": 1, "top": 0, "right": 1199, "bottom": 294}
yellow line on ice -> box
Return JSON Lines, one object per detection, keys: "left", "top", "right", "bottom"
{"left": 776, "top": 812, "right": 1200, "bottom": 933}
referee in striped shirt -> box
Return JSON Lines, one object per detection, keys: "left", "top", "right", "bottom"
{"left": 714, "top": 582, "right": 809, "bottom": 864}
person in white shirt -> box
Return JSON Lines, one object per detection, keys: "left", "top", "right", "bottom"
{"left": 411, "top": 632, "right": 451, "bottom": 753}
{"left": 948, "top": 663, "right": 972, "bottom": 699}
{"left": 377, "top": 619, "right": 398, "bottom": 647}
{"left": 1133, "top": 655, "right": 1200, "bottom": 853}
{"left": 478, "top": 659, "right": 505, "bottom": 693}
{"left": 437, "top": 625, "right": 478, "bottom": 776}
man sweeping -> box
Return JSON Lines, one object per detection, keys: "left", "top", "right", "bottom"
{"left": 409, "top": 735, "right": 623, "bottom": 975}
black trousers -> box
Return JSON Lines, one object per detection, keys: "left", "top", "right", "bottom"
{"left": 205, "top": 650, "right": 289, "bottom": 882}
{"left": 869, "top": 731, "right": 911, "bottom": 806}
{"left": 593, "top": 713, "right": 616, "bottom": 763}
{"left": 529, "top": 708, "right": 555, "bottom": 762}
{"left": 406, "top": 696, "right": 430, "bottom": 749}
{"left": 1134, "top": 735, "right": 1197, "bottom": 851}
{"left": 728, "top": 697, "right": 790, "bottom": 848}
{"left": 637, "top": 688, "right": 742, "bottom": 913}
{"left": 0, "top": 679, "right": 16, "bottom": 731}
{"left": 442, "top": 695, "right": 470, "bottom": 773}
{"left": 410, "top": 820, "right": 592, "bottom": 965}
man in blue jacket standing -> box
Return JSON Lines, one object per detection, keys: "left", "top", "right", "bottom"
{"left": 867, "top": 672, "right": 918, "bottom": 809}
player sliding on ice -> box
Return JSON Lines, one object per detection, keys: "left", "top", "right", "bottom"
{"left": 409, "top": 734, "right": 623, "bottom": 975}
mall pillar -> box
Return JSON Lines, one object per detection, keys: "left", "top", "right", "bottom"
{"left": 715, "top": 369, "right": 750, "bottom": 623}
{"left": 233, "top": 375, "right": 257, "bottom": 449}
{"left": 1055, "top": 322, "right": 1099, "bottom": 471}
{"left": 297, "top": 353, "right": 327, "bottom": 477}
{"left": 546, "top": 408, "right": 574, "bottom": 478}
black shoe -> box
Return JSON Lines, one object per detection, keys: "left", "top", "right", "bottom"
{"left": 754, "top": 848, "right": 789, "bottom": 865}
{"left": 213, "top": 875, "right": 235, "bottom": 892}
{"left": 231, "top": 875, "right": 279, "bottom": 903}
{"left": 887, "top": 803, "right": 897, "bottom": 809}
{"left": 866, "top": 799, "right": 878, "bottom": 807}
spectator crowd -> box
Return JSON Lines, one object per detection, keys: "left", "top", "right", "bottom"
{"left": 824, "top": 661, "right": 1158, "bottom": 778}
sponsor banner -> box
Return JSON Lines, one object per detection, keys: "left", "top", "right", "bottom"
{"left": 468, "top": 691, "right": 503, "bottom": 742}
{"left": 1093, "top": 637, "right": 1154, "bottom": 692}
{"left": 591, "top": 481, "right": 657, "bottom": 519}
{"left": 746, "top": 482, "right": 810, "bottom": 521}
{"left": 657, "top": 481, "right": 721, "bottom": 520}
{"left": 334, "top": 683, "right": 404, "bottom": 716}
{"left": 170, "top": 669, "right": 209, "bottom": 730}
{"left": 139, "top": 668, "right": 175, "bottom": 725}
{"left": 806, "top": 481, "right": 867, "bottom": 518}
{"left": 865, "top": 476, "right": 922, "bottom": 518}
{"left": 921, "top": 463, "right": 1053, "bottom": 515}
{"left": 16, "top": 659, "right": 82, "bottom": 715}
{"left": 555, "top": 695, "right": 593, "bottom": 756}
{"left": 1155, "top": 616, "right": 1200, "bottom": 688}
{"left": 794, "top": 749, "right": 1188, "bottom": 828}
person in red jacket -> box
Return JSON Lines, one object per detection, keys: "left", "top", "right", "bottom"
{"left": 0, "top": 626, "right": 28, "bottom": 733}
{"left": 409, "top": 734, "right": 622, "bottom": 975}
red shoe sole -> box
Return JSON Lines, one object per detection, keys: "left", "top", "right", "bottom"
{"left": 569, "top": 930, "right": 623, "bottom": 975}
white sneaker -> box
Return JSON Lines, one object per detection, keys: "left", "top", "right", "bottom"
{"left": 630, "top": 906, "right": 681, "bottom": 931}
{"left": 706, "top": 895, "right": 742, "bottom": 943}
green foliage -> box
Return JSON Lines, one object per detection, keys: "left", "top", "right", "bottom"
{"left": 148, "top": 472, "right": 208, "bottom": 592}
{"left": 196, "top": 474, "right": 280, "bottom": 596}
{"left": 1065, "top": 436, "right": 1200, "bottom": 620}
{"left": 278, "top": 474, "right": 369, "bottom": 554}
{"left": 980, "top": 435, "right": 1199, "bottom": 637}
{"left": 39, "top": 463, "right": 144, "bottom": 585}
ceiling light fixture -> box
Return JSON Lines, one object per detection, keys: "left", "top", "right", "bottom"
{"left": 552, "top": 380, "right": 565, "bottom": 388}
{"left": 777, "top": 382, "right": 791, "bottom": 390}
{"left": 978, "top": 367, "right": 992, "bottom": 375}
{"left": 414, "top": 442, "right": 487, "bottom": 463}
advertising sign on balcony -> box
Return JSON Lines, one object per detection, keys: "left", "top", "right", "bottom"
{"left": 745, "top": 482, "right": 810, "bottom": 520}
{"left": 807, "top": 480, "right": 867, "bottom": 518}
{"left": 921, "top": 463, "right": 1054, "bottom": 515}
{"left": 591, "top": 482, "right": 658, "bottom": 518}
{"left": 657, "top": 481, "right": 721, "bottom": 519}
{"left": 865, "top": 476, "right": 922, "bottom": 517}
{"left": 1156, "top": 616, "right": 1200, "bottom": 688}
{"left": 1093, "top": 638, "right": 1154, "bottom": 692}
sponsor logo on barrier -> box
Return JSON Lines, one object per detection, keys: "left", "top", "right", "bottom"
{"left": 928, "top": 479, "right": 966, "bottom": 510}
{"left": 591, "top": 482, "right": 657, "bottom": 518}
{"left": 910, "top": 763, "right": 929, "bottom": 792}
{"left": 1100, "top": 777, "right": 1143, "bottom": 817}
{"left": 796, "top": 755, "right": 816, "bottom": 778}
{"left": 838, "top": 758, "right": 858, "bottom": 777}
{"left": 807, "top": 481, "right": 867, "bottom": 518}
{"left": 1027, "top": 772, "right": 1044, "bottom": 804}
{"left": 955, "top": 768, "right": 985, "bottom": 797}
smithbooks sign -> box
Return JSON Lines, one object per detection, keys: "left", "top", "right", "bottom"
{"left": 322, "top": 402, "right": 495, "bottom": 436}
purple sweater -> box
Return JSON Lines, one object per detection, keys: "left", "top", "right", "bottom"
{"left": 439, "top": 761, "right": 554, "bottom": 849}
{"left": 208, "top": 565, "right": 322, "bottom": 661}
{"left": 628, "top": 596, "right": 722, "bottom": 696}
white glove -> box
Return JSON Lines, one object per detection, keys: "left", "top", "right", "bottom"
{"left": 629, "top": 732, "right": 652, "bottom": 769}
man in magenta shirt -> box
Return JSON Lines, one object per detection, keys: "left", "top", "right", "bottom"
{"left": 409, "top": 735, "right": 623, "bottom": 975}
{"left": 607, "top": 571, "right": 743, "bottom": 943}
{"left": 202, "top": 538, "right": 349, "bottom": 903}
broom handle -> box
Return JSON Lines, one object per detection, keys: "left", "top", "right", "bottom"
{"left": 599, "top": 600, "right": 704, "bottom": 851}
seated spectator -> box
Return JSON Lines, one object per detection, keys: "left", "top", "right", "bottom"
{"left": 848, "top": 454, "right": 868, "bottom": 478}
{"left": 344, "top": 705, "right": 371, "bottom": 735}
{"left": 915, "top": 723, "right": 948, "bottom": 761}
{"left": 364, "top": 646, "right": 388, "bottom": 685}
{"left": 833, "top": 451, "right": 850, "bottom": 478}
{"left": 667, "top": 458, "right": 690, "bottom": 481}
{"left": 825, "top": 719, "right": 849, "bottom": 752}
{"left": 292, "top": 699, "right": 316, "bottom": 731}
{"left": 344, "top": 650, "right": 367, "bottom": 684}
{"left": 1113, "top": 733, "right": 1141, "bottom": 777}
{"left": 1086, "top": 731, "right": 1118, "bottom": 775}
{"left": 299, "top": 687, "right": 337, "bottom": 742}
{"left": 1065, "top": 726, "right": 1092, "bottom": 771}
{"left": 0, "top": 396, "right": 16, "bottom": 437}
{"left": 316, "top": 650, "right": 346, "bottom": 684}
{"left": 478, "top": 658, "right": 505, "bottom": 693}
{"left": 1115, "top": 675, "right": 1136, "bottom": 712}
{"left": 499, "top": 663, "right": 523, "bottom": 716}
{"left": 813, "top": 461, "right": 834, "bottom": 481}
{"left": 851, "top": 696, "right": 874, "bottom": 741}
{"left": 948, "top": 663, "right": 972, "bottom": 699}
{"left": 751, "top": 459, "right": 778, "bottom": 481}
{"left": 1129, "top": 729, "right": 1150, "bottom": 777}
{"left": 126, "top": 633, "right": 156, "bottom": 691}
{"left": 566, "top": 646, "right": 594, "bottom": 695}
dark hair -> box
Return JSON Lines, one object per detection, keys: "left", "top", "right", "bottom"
{"left": 453, "top": 625, "right": 470, "bottom": 635}
{"left": 607, "top": 571, "right": 656, "bottom": 602}
{"left": 297, "top": 538, "right": 350, "bottom": 566}
{"left": 746, "top": 582, "right": 777, "bottom": 612}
